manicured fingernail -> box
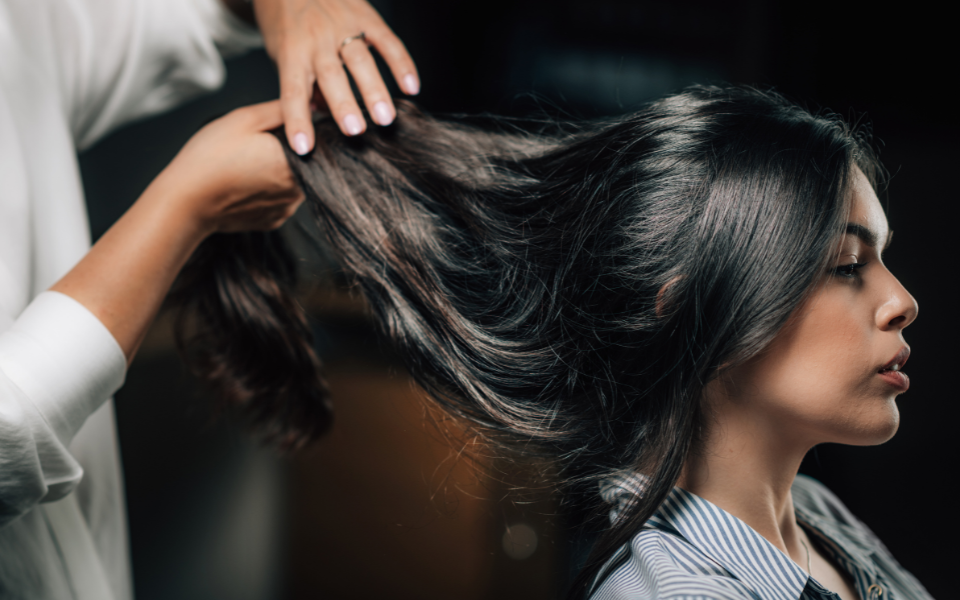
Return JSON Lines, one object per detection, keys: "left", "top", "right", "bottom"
{"left": 293, "top": 132, "right": 310, "bottom": 155}
{"left": 403, "top": 74, "right": 420, "bottom": 95}
{"left": 372, "top": 101, "right": 394, "bottom": 126}
{"left": 343, "top": 114, "right": 364, "bottom": 136}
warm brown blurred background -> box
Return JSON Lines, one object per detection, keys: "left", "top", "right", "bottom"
{"left": 79, "top": 1, "right": 956, "bottom": 598}
{"left": 120, "top": 277, "right": 564, "bottom": 600}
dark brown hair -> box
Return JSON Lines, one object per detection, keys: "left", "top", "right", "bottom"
{"left": 171, "top": 230, "right": 332, "bottom": 449}
{"left": 172, "top": 85, "right": 882, "bottom": 597}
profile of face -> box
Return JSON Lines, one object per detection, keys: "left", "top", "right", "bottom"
{"left": 709, "top": 168, "right": 918, "bottom": 449}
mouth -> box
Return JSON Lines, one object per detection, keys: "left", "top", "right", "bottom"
{"left": 877, "top": 346, "right": 911, "bottom": 392}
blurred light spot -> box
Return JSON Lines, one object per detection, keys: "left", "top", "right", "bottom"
{"left": 502, "top": 523, "right": 538, "bottom": 560}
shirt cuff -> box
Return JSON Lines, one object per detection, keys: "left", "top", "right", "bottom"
{"left": 0, "top": 292, "right": 126, "bottom": 447}
{"left": 193, "top": 0, "right": 264, "bottom": 59}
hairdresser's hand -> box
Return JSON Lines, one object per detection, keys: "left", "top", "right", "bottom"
{"left": 51, "top": 101, "right": 302, "bottom": 365}
{"left": 156, "top": 100, "right": 305, "bottom": 235}
{"left": 252, "top": 0, "right": 419, "bottom": 152}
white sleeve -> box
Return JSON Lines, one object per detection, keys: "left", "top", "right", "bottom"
{"left": 51, "top": 0, "right": 262, "bottom": 150}
{"left": 0, "top": 292, "right": 126, "bottom": 528}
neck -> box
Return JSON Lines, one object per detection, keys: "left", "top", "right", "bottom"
{"left": 677, "top": 388, "right": 812, "bottom": 564}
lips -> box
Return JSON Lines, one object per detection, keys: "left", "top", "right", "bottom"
{"left": 878, "top": 346, "right": 911, "bottom": 392}
{"left": 879, "top": 346, "right": 910, "bottom": 373}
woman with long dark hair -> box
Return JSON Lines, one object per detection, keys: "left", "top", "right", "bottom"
{"left": 176, "top": 85, "right": 931, "bottom": 599}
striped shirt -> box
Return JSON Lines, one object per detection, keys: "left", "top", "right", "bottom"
{"left": 591, "top": 474, "right": 933, "bottom": 600}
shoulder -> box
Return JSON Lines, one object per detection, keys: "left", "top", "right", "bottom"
{"left": 589, "top": 529, "right": 754, "bottom": 600}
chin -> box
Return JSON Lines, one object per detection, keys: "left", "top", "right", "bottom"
{"left": 842, "top": 401, "right": 901, "bottom": 446}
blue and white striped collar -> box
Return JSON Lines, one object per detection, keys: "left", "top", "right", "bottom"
{"left": 598, "top": 473, "right": 924, "bottom": 600}
{"left": 600, "top": 473, "right": 808, "bottom": 600}
{"left": 654, "top": 486, "right": 809, "bottom": 600}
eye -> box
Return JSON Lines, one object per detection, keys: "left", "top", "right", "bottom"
{"left": 834, "top": 262, "right": 867, "bottom": 279}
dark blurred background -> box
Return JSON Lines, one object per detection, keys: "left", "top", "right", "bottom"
{"left": 78, "top": 1, "right": 957, "bottom": 598}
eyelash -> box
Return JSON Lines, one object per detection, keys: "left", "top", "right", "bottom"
{"left": 834, "top": 262, "right": 867, "bottom": 279}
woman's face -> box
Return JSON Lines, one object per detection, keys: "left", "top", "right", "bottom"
{"left": 712, "top": 168, "right": 918, "bottom": 448}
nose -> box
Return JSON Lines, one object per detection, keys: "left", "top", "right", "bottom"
{"left": 877, "top": 272, "right": 918, "bottom": 331}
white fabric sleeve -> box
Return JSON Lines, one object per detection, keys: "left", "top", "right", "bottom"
{"left": 53, "top": 0, "right": 262, "bottom": 151}
{"left": 0, "top": 292, "right": 126, "bottom": 528}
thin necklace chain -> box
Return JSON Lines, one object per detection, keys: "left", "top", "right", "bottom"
{"left": 800, "top": 538, "right": 812, "bottom": 575}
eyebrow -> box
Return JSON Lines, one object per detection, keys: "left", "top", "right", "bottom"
{"left": 845, "top": 223, "right": 893, "bottom": 251}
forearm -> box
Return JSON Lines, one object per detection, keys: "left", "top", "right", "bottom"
{"left": 52, "top": 99, "right": 296, "bottom": 366}
{"left": 50, "top": 182, "right": 208, "bottom": 365}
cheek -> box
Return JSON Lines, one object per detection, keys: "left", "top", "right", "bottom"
{"left": 735, "top": 296, "right": 899, "bottom": 445}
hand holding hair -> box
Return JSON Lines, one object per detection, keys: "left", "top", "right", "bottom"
{"left": 249, "top": 0, "right": 420, "bottom": 151}
{"left": 49, "top": 101, "right": 302, "bottom": 366}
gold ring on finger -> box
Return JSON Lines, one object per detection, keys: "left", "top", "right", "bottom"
{"left": 339, "top": 32, "right": 366, "bottom": 53}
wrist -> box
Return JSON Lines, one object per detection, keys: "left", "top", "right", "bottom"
{"left": 138, "top": 176, "right": 217, "bottom": 251}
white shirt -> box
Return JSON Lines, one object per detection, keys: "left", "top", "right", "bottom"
{"left": 0, "top": 1, "right": 259, "bottom": 598}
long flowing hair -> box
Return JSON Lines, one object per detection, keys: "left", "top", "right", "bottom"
{"left": 172, "top": 85, "right": 883, "bottom": 597}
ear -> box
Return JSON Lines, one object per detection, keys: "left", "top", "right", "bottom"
{"left": 655, "top": 275, "right": 684, "bottom": 318}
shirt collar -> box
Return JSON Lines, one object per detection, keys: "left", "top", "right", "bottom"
{"left": 601, "top": 474, "right": 809, "bottom": 600}
{"left": 794, "top": 503, "right": 882, "bottom": 590}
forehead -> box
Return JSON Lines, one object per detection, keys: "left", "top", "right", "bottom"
{"left": 847, "top": 168, "right": 888, "bottom": 246}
